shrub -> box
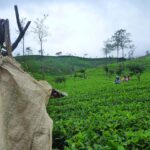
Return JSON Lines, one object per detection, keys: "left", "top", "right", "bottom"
{"left": 103, "top": 65, "right": 109, "bottom": 75}
{"left": 116, "top": 64, "right": 124, "bottom": 76}
{"left": 54, "top": 76, "right": 66, "bottom": 84}
{"left": 127, "top": 63, "right": 145, "bottom": 81}
{"left": 74, "top": 69, "right": 86, "bottom": 79}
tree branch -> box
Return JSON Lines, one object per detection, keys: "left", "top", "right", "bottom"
{"left": 12, "top": 21, "right": 31, "bottom": 51}
{"left": 12, "top": 5, "right": 31, "bottom": 51}
{"left": 14, "top": 5, "right": 23, "bottom": 32}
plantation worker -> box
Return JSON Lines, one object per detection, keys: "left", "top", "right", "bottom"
{"left": 122, "top": 76, "right": 129, "bottom": 82}
{"left": 126, "top": 75, "right": 131, "bottom": 81}
{"left": 115, "top": 76, "right": 121, "bottom": 84}
{"left": 121, "top": 76, "right": 125, "bottom": 82}
{"left": 125, "top": 76, "right": 128, "bottom": 81}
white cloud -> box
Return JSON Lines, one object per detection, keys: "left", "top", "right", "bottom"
{"left": 0, "top": 0, "right": 150, "bottom": 57}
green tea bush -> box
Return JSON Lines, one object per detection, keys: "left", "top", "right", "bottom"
{"left": 54, "top": 76, "right": 66, "bottom": 84}
{"left": 127, "top": 63, "right": 145, "bottom": 81}
{"left": 47, "top": 65, "right": 150, "bottom": 149}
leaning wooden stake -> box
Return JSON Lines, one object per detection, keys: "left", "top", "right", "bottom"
{"left": 4, "top": 19, "right": 12, "bottom": 56}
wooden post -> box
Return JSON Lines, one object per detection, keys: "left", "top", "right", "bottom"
{"left": 4, "top": 19, "right": 12, "bottom": 56}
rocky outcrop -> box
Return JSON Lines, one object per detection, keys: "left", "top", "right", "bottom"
{"left": 0, "top": 56, "right": 53, "bottom": 150}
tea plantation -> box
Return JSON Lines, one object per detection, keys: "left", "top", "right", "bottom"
{"left": 46, "top": 56, "right": 150, "bottom": 150}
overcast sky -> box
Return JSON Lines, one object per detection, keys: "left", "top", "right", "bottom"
{"left": 0, "top": 0, "right": 150, "bottom": 57}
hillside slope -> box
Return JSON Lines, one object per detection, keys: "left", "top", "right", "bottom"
{"left": 16, "top": 55, "right": 122, "bottom": 76}
{"left": 46, "top": 55, "right": 150, "bottom": 149}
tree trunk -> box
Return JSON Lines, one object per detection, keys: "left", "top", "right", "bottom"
{"left": 117, "top": 46, "right": 119, "bottom": 62}
{"left": 122, "top": 48, "right": 124, "bottom": 58}
{"left": 40, "top": 40, "right": 43, "bottom": 56}
{"left": 23, "top": 36, "right": 25, "bottom": 56}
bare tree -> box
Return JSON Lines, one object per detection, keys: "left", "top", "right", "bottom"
{"left": 128, "top": 44, "right": 135, "bottom": 59}
{"left": 16, "top": 18, "right": 28, "bottom": 56}
{"left": 103, "top": 39, "right": 114, "bottom": 58}
{"left": 32, "top": 14, "right": 48, "bottom": 56}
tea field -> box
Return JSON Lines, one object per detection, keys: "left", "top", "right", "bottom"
{"left": 46, "top": 56, "right": 150, "bottom": 150}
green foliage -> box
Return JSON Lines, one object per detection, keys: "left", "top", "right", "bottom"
{"left": 127, "top": 63, "right": 145, "bottom": 74}
{"left": 16, "top": 55, "right": 119, "bottom": 76}
{"left": 103, "top": 65, "right": 115, "bottom": 78}
{"left": 103, "top": 61, "right": 145, "bottom": 79}
{"left": 16, "top": 55, "right": 150, "bottom": 149}
{"left": 77, "top": 69, "right": 86, "bottom": 74}
{"left": 103, "top": 63, "right": 126, "bottom": 78}
{"left": 74, "top": 69, "right": 86, "bottom": 79}
{"left": 54, "top": 76, "right": 66, "bottom": 84}
{"left": 111, "top": 29, "right": 132, "bottom": 58}
{"left": 46, "top": 56, "right": 150, "bottom": 149}
{"left": 116, "top": 64, "right": 125, "bottom": 76}
{"left": 108, "top": 68, "right": 115, "bottom": 78}
{"left": 127, "top": 63, "right": 145, "bottom": 81}
{"left": 103, "top": 65, "right": 109, "bottom": 75}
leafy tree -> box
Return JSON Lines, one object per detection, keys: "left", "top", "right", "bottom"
{"left": 26, "top": 47, "right": 32, "bottom": 55}
{"left": 103, "top": 39, "right": 114, "bottom": 58}
{"left": 83, "top": 53, "right": 88, "bottom": 58}
{"left": 32, "top": 14, "right": 48, "bottom": 56}
{"left": 112, "top": 29, "right": 131, "bottom": 59}
{"left": 56, "top": 51, "right": 62, "bottom": 56}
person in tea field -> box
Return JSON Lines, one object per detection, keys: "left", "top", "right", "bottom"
{"left": 115, "top": 76, "right": 121, "bottom": 84}
{"left": 122, "top": 75, "right": 130, "bottom": 82}
{"left": 125, "top": 76, "right": 129, "bottom": 81}
{"left": 121, "top": 76, "right": 126, "bottom": 82}
{"left": 127, "top": 75, "right": 130, "bottom": 81}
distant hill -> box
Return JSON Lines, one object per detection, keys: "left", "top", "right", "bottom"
{"left": 16, "top": 55, "right": 123, "bottom": 76}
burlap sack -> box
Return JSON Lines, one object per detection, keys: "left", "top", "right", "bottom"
{"left": 0, "top": 56, "right": 53, "bottom": 150}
